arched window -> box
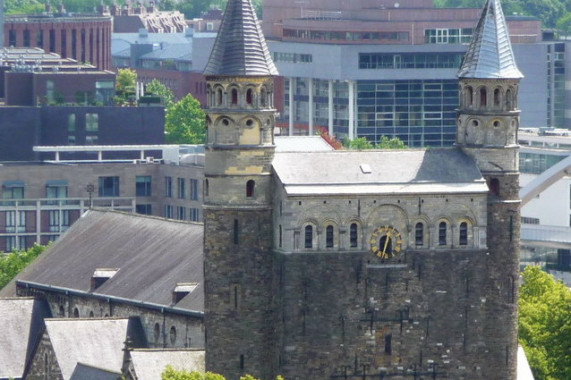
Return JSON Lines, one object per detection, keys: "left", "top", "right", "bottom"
{"left": 204, "top": 179, "right": 209, "bottom": 197}
{"left": 304, "top": 225, "right": 313, "bottom": 249}
{"left": 494, "top": 88, "right": 501, "bottom": 107}
{"left": 506, "top": 89, "right": 513, "bottom": 110}
{"left": 479, "top": 87, "right": 487, "bottom": 108}
{"left": 231, "top": 88, "right": 238, "bottom": 105}
{"left": 350, "top": 223, "right": 358, "bottom": 248}
{"left": 154, "top": 323, "right": 161, "bottom": 344}
{"left": 260, "top": 88, "right": 267, "bottom": 107}
{"left": 415, "top": 222, "right": 424, "bottom": 246}
{"left": 326, "top": 225, "right": 334, "bottom": 248}
{"left": 246, "top": 180, "right": 255, "bottom": 197}
{"left": 89, "top": 310, "right": 94, "bottom": 317}
{"left": 465, "top": 86, "right": 473, "bottom": 107}
{"left": 58, "top": 305, "right": 65, "bottom": 317}
{"left": 216, "top": 88, "right": 223, "bottom": 106}
{"left": 73, "top": 307, "right": 79, "bottom": 318}
{"left": 438, "top": 222, "right": 447, "bottom": 246}
{"left": 246, "top": 88, "right": 253, "bottom": 105}
{"left": 459, "top": 222, "right": 468, "bottom": 245}
{"left": 169, "top": 326, "right": 177, "bottom": 345}
{"left": 489, "top": 178, "right": 500, "bottom": 196}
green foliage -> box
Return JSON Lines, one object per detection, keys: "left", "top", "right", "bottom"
{"left": 0, "top": 244, "right": 47, "bottom": 290}
{"left": 344, "top": 136, "right": 407, "bottom": 150}
{"left": 345, "top": 137, "right": 374, "bottom": 150}
{"left": 165, "top": 94, "right": 206, "bottom": 144}
{"left": 376, "top": 135, "right": 408, "bottom": 149}
{"left": 146, "top": 79, "right": 175, "bottom": 108}
{"left": 436, "top": 0, "right": 568, "bottom": 28}
{"left": 115, "top": 68, "right": 137, "bottom": 105}
{"left": 4, "top": 0, "right": 44, "bottom": 14}
{"left": 518, "top": 266, "right": 571, "bottom": 380}
{"left": 161, "top": 367, "right": 284, "bottom": 380}
{"left": 556, "top": 12, "right": 571, "bottom": 36}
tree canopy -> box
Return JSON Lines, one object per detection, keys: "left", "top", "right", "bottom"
{"left": 161, "top": 367, "right": 284, "bottom": 380}
{"left": 344, "top": 136, "right": 407, "bottom": 150}
{"left": 165, "top": 94, "right": 206, "bottom": 144}
{"left": 518, "top": 266, "right": 571, "bottom": 380}
{"left": 436, "top": 0, "right": 570, "bottom": 29}
{"left": 146, "top": 79, "right": 175, "bottom": 108}
{"left": 0, "top": 244, "right": 47, "bottom": 290}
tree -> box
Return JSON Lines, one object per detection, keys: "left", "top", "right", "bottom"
{"left": 146, "top": 79, "right": 175, "bottom": 108}
{"left": 518, "top": 266, "right": 571, "bottom": 380}
{"left": 165, "top": 94, "right": 206, "bottom": 144}
{"left": 115, "top": 68, "right": 137, "bottom": 105}
{"left": 344, "top": 137, "right": 374, "bottom": 150}
{"left": 161, "top": 367, "right": 284, "bottom": 380}
{"left": 0, "top": 244, "right": 47, "bottom": 290}
{"left": 376, "top": 136, "right": 407, "bottom": 149}
{"left": 556, "top": 12, "right": 571, "bottom": 37}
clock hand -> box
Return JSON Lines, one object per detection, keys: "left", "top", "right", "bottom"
{"left": 383, "top": 234, "right": 390, "bottom": 254}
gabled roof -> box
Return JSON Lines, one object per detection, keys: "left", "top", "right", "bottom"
{"left": 130, "top": 349, "right": 205, "bottom": 380}
{"left": 0, "top": 210, "right": 204, "bottom": 313}
{"left": 458, "top": 0, "right": 523, "bottom": 79}
{"left": 0, "top": 298, "right": 51, "bottom": 380}
{"left": 70, "top": 363, "right": 122, "bottom": 380}
{"left": 45, "top": 317, "right": 144, "bottom": 380}
{"left": 272, "top": 149, "right": 488, "bottom": 196}
{"left": 203, "top": 0, "right": 278, "bottom": 76}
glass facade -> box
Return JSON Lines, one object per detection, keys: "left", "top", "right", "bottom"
{"left": 547, "top": 43, "right": 565, "bottom": 128}
{"left": 357, "top": 80, "right": 459, "bottom": 147}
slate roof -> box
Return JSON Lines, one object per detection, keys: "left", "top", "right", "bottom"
{"left": 458, "top": 0, "right": 523, "bottom": 79}
{"left": 0, "top": 298, "right": 51, "bottom": 380}
{"left": 70, "top": 363, "right": 122, "bottom": 380}
{"left": 203, "top": 0, "right": 278, "bottom": 76}
{"left": 0, "top": 210, "right": 204, "bottom": 313}
{"left": 272, "top": 148, "right": 488, "bottom": 196}
{"left": 45, "top": 318, "right": 142, "bottom": 380}
{"left": 274, "top": 136, "right": 334, "bottom": 152}
{"left": 130, "top": 349, "right": 205, "bottom": 380}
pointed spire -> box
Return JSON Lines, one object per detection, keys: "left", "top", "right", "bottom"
{"left": 204, "top": 0, "right": 278, "bottom": 76}
{"left": 458, "top": 0, "right": 523, "bottom": 79}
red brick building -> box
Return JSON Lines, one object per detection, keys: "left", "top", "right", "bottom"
{"left": 4, "top": 14, "right": 112, "bottom": 70}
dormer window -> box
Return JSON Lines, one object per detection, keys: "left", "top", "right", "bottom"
{"left": 172, "top": 282, "right": 198, "bottom": 304}
{"left": 90, "top": 268, "right": 119, "bottom": 291}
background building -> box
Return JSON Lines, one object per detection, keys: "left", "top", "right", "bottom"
{"left": 0, "top": 145, "right": 204, "bottom": 252}
{"left": 262, "top": 0, "right": 570, "bottom": 147}
{"left": 3, "top": 10, "right": 112, "bottom": 70}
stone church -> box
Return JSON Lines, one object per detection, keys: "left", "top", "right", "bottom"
{"left": 202, "top": 0, "right": 521, "bottom": 379}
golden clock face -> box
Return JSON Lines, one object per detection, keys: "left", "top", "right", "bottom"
{"left": 370, "top": 226, "right": 403, "bottom": 259}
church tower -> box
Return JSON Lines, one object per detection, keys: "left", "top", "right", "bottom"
{"left": 457, "top": 0, "right": 522, "bottom": 377}
{"left": 202, "top": 0, "right": 279, "bottom": 379}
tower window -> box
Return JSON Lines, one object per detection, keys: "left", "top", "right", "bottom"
{"left": 479, "top": 88, "right": 487, "bottom": 108}
{"left": 506, "top": 89, "right": 513, "bottom": 109}
{"left": 350, "top": 223, "right": 358, "bottom": 248}
{"left": 216, "top": 89, "right": 223, "bottom": 106}
{"left": 231, "top": 88, "right": 238, "bottom": 105}
{"left": 261, "top": 88, "right": 267, "bottom": 107}
{"left": 465, "top": 86, "right": 473, "bottom": 107}
{"left": 385, "top": 334, "right": 392, "bottom": 355}
{"left": 233, "top": 219, "right": 239, "bottom": 245}
{"left": 246, "top": 180, "right": 255, "bottom": 197}
{"left": 415, "top": 222, "right": 424, "bottom": 246}
{"left": 326, "top": 225, "right": 334, "bottom": 248}
{"left": 489, "top": 178, "right": 500, "bottom": 196}
{"left": 304, "top": 225, "right": 313, "bottom": 249}
{"left": 459, "top": 222, "right": 468, "bottom": 245}
{"left": 246, "top": 88, "right": 253, "bottom": 104}
{"left": 438, "top": 222, "right": 447, "bottom": 246}
{"left": 279, "top": 225, "right": 282, "bottom": 248}
{"left": 494, "top": 88, "right": 501, "bottom": 106}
